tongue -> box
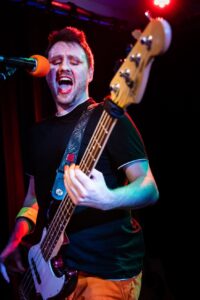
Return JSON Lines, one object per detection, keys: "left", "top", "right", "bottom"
{"left": 58, "top": 85, "right": 72, "bottom": 94}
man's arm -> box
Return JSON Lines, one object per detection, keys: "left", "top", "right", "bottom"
{"left": 63, "top": 159, "right": 159, "bottom": 210}
{"left": 111, "top": 159, "right": 159, "bottom": 209}
{"left": 0, "top": 175, "right": 38, "bottom": 280}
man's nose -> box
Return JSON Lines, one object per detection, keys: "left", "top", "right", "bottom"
{"left": 60, "top": 58, "right": 71, "bottom": 70}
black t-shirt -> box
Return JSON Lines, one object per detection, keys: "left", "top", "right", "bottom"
{"left": 27, "top": 98, "right": 148, "bottom": 279}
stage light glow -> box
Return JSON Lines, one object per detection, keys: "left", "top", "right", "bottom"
{"left": 154, "top": 0, "right": 170, "bottom": 9}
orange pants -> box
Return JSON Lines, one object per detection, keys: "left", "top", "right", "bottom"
{"left": 66, "top": 272, "right": 142, "bottom": 300}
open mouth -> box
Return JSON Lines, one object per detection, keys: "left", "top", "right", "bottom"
{"left": 57, "top": 77, "right": 73, "bottom": 94}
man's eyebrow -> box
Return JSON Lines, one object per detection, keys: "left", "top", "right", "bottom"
{"left": 49, "top": 54, "right": 62, "bottom": 60}
{"left": 68, "top": 55, "right": 83, "bottom": 61}
{"left": 49, "top": 54, "right": 83, "bottom": 60}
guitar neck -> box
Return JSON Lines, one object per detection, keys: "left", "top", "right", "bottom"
{"left": 41, "top": 108, "right": 118, "bottom": 259}
{"left": 80, "top": 109, "right": 117, "bottom": 174}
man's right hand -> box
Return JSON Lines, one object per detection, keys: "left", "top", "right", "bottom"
{"left": 0, "top": 241, "right": 26, "bottom": 284}
{"left": 0, "top": 218, "right": 31, "bottom": 283}
{"left": 0, "top": 257, "right": 10, "bottom": 283}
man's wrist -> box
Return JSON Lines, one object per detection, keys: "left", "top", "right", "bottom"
{"left": 16, "top": 207, "right": 38, "bottom": 232}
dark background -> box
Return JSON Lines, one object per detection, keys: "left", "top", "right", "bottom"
{"left": 0, "top": 1, "right": 199, "bottom": 299}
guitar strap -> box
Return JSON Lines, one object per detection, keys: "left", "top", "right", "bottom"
{"left": 51, "top": 104, "right": 96, "bottom": 201}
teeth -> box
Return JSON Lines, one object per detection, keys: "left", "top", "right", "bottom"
{"left": 58, "top": 78, "right": 72, "bottom": 85}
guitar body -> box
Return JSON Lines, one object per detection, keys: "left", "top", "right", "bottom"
{"left": 19, "top": 228, "right": 78, "bottom": 300}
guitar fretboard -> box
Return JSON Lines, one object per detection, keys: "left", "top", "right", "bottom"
{"left": 41, "top": 109, "right": 117, "bottom": 260}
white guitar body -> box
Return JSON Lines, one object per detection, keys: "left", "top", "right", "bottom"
{"left": 28, "top": 228, "right": 65, "bottom": 299}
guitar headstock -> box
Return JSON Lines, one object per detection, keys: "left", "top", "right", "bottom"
{"left": 109, "top": 17, "right": 172, "bottom": 109}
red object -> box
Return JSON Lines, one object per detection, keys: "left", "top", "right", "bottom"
{"left": 66, "top": 153, "right": 75, "bottom": 162}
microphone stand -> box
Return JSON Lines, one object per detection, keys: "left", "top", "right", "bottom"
{"left": 0, "top": 66, "right": 17, "bottom": 80}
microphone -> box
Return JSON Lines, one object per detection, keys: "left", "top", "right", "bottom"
{"left": 0, "top": 54, "right": 50, "bottom": 77}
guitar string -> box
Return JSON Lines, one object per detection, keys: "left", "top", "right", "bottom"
{"left": 44, "top": 112, "right": 116, "bottom": 259}
{"left": 43, "top": 110, "right": 113, "bottom": 256}
{"left": 43, "top": 112, "right": 116, "bottom": 257}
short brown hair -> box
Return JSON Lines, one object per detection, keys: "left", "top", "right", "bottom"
{"left": 46, "top": 26, "right": 94, "bottom": 69}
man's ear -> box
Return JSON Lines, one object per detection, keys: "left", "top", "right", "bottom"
{"left": 88, "top": 67, "right": 94, "bottom": 82}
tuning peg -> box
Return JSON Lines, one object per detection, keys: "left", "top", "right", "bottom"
{"left": 144, "top": 10, "right": 153, "bottom": 20}
{"left": 131, "top": 29, "right": 142, "bottom": 41}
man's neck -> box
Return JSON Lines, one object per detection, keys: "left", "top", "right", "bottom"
{"left": 55, "top": 98, "right": 89, "bottom": 117}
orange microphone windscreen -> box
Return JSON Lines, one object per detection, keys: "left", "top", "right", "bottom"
{"left": 29, "top": 54, "right": 50, "bottom": 77}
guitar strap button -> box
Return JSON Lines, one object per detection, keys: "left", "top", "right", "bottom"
{"left": 56, "top": 188, "right": 64, "bottom": 196}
